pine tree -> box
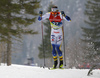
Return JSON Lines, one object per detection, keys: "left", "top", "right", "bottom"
{"left": 38, "top": 2, "right": 54, "bottom": 59}
{"left": 81, "top": 0, "right": 100, "bottom": 62}
{"left": 0, "top": 0, "right": 40, "bottom": 66}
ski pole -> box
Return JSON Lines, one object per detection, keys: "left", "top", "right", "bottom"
{"left": 39, "top": 11, "right": 45, "bottom": 68}
{"left": 63, "top": 23, "right": 66, "bottom": 67}
{"left": 61, "top": 11, "right": 66, "bottom": 66}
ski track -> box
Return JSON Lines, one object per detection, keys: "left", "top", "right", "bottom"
{"left": 0, "top": 64, "right": 100, "bottom": 78}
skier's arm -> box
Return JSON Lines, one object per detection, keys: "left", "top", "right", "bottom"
{"left": 60, "top": 11, "right": 71, "bottom": 21}
{"left": 38, "top": 12, "right": 50, "bottom": 21}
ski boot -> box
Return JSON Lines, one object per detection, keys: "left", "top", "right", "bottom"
{"left": 52, "top": 56, "right": 58, "bottom": 69}
{"left": 59, "top": 56, "right": 63, "bottom": 69}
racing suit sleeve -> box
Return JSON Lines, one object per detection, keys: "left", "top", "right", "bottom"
{"left": 38, "top": 12, "right": 50, "bottom": 21}
{"left": 60, "top": 13, "right": 71, "bottom": 21}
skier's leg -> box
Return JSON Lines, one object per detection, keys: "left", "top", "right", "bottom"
{"left": 59, "top": 56, "right": 63, "bottom": 68}
{"left": 55, "top": 45, "right": 63, "bottom": 68}
{"left": 56, "top": 35, "right": 63, "bottom": 68}
{"left": 51, "top": 35, "right": 58, "bottom": 68}
{"left": 53, "top": 56, "right": 58, "bottom": 68}
{"left": 52, "top": 44, "right": 58, "bottom": 68}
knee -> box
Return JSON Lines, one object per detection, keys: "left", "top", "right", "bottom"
{"left": 52, "top": 52, "right": 57, "bottom": 56}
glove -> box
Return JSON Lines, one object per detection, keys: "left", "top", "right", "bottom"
{"left": 38, "top": 16, "right": 42, "bottom": 21}
{"left": 39, "top": 11, "right": 43, "bottom": 17}
{"left": 65, "top": 16, "right": 71, "bottom": 21}
{"left": 61, "top": 11, "right": 65, "bottom": 17}
{"left": 38, "top": 11, "right": 43, "bottom": 21}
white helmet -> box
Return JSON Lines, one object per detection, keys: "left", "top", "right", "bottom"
{"left": 51, "top": 6, "right": 58, "bottom": 12}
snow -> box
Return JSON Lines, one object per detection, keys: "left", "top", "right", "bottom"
{"left": 0, "top": 64, "right": 100, "bottom": 78}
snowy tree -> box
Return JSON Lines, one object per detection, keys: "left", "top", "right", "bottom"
{"left": 81, "top": 0, "right": 100, "bottom": 63}
{"left": 0, "top": 0, "right": 40, "bottom": 66}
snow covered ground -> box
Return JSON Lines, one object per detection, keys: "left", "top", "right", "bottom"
{"left": 0, "top": 64, "right": 100, "bottom": 78}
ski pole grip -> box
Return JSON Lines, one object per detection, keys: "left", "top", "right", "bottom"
{"left": 39, "top": 11, "right": 43, "bottom": 17}
{"left": 61, "top": 11, "right": 65, "bottom": 16}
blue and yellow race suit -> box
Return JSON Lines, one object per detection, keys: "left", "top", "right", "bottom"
{"left": 38, "top": 12, "right": 71, "bottom": 60}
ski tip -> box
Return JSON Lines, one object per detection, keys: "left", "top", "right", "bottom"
{"left": 59, "top": 68, "right": 65, "bottom": 69}
{"left": 48, "top": 67, "right": 65, "bottom": 70}
{"left": 48, "top": 67, "right": 57, "bottom": 70}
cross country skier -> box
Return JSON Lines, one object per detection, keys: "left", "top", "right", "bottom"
{"left": 38, "top": 6, "right": 71, "bottom": 69}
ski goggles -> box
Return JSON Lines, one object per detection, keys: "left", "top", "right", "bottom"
{"left": 51, "top": 8, "right": 58, "bottom": 12}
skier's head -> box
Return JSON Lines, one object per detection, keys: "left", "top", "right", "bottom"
{"left": 51, "top": 6, "right": 58, "bottom": 12}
